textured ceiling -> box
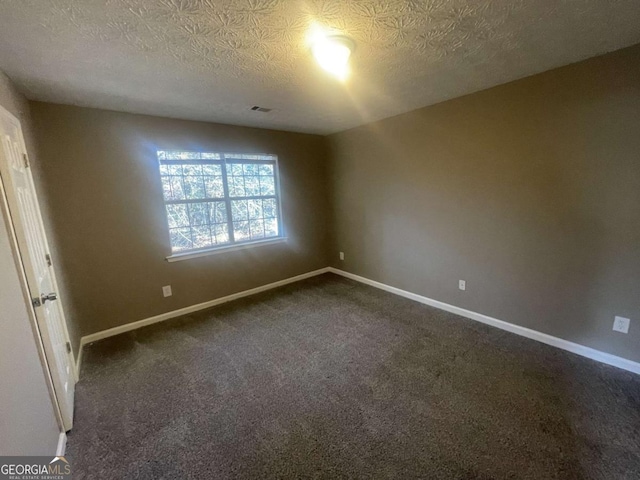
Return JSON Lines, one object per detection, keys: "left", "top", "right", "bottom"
{"left": 0, "top": 1, "right": 639, "bottom": 135}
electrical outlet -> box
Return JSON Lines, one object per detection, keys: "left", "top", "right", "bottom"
{"left": 459, "top": 280, "right": 466, "bottom": 291}
{"left": 339, "top": 252, "right": 345, "bottom": 261}
{"left": 613, "top": 316, "right": 630, "bottom": 334}
{"left": 162, "top": 285, "right": 172, "bottom": 297}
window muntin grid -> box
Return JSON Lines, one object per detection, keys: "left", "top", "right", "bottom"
{"left": 157, "top": 151, "right": 281, "bottom": 253}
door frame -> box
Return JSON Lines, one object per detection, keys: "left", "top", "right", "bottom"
{"left": 0, "top": 104, "right": 75, "bottom": 432}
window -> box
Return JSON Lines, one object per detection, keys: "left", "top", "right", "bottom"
{"left": 157, "top": 150, "right": 282, "bottom": 256}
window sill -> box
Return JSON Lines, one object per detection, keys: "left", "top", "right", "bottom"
{"left": 166, "top": 237, "right": 288, "bottom": 262}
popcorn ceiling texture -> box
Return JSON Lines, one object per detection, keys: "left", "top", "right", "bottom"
{"left": 0, "top": 0, "right": 639, "bottom": 134}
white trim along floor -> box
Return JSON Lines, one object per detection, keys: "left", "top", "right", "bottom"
{"left": 75, "top": 267, "right": 640, "bottom": 377}
{"left": 56, "top": 432, "right": 66, "bottom": 456}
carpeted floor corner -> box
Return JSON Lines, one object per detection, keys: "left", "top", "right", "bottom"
{"left": 66, "top": 273, "right": 640, "bottom": 479}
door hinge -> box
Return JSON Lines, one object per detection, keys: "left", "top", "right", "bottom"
{"left": 45, "top": 253, "right": 52, "bottom": 266}
{"left": 22, "top": 153, "right": 29, "bottom": 168}
{"left": 66, "top": 342, "right": 71, "bottom": 354}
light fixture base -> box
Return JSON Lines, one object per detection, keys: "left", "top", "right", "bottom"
{"left": 325, "top": 35, "right": 356, "bottom": 53}
{"left": 311, "top": 34, "right": 356, "bottom": 80}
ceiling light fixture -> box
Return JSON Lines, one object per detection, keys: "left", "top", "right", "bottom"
{"left": 311, "top": 34, "right": 355, "bottom": 81}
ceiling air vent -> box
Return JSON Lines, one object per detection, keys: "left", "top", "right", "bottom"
{"left": 250, "top": 106, "right": 272, "bottom": 113}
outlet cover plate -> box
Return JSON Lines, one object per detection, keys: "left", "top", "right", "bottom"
{"left": 162, "top": 285, "right": 172, "bottom": 297}
{"left": 613, "top": 316, "right": 630, "bottom": 334}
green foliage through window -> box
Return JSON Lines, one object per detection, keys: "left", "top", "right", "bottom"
{"left": 157, "top": 151, "right": 281, "bottom": 253}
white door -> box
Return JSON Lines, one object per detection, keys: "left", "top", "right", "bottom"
{"left": 0, "top": 105, "right": 74, "bottom": 431}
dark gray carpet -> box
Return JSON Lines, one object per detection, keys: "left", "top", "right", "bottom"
{"left": 67, "top": 273, "right": 640, "bottom": 479}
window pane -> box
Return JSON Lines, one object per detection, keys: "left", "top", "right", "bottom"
{"left": 167, "top": 164, "right": 182, "bottom": 175}
{"left": 165, "top": 151, "right": 200, "bottom": 160}
{"left": 264, "top": 218, "right": 279, "bottom": 237}
{"left": 247, "top": 199, "right": 263, "bottom": 219}
{"left": 161, "top": 176, "right": 172, "bottom": 200}
{"left": 202, "top": 164, "right": 222, "bottom": 176}
{"left": 183, "top": 176, "right": 205, "bottom": 199}
{"left": 213, "top": 224, "right": 229, "bottom": 244}
{"left": 203, "top": 176, "right": 224, "bottom": 198}
{"left": 262, "top": 198, "right": 277, "bottom": 217}
{"left": 259, "top": 164, "right": 273, "bottom": 176}
{"left": 249, "top": 219, "right": 265, "bottom": 239}
{"left": 231, "top": 200, "right": 248, "bottom": 221}
{"left": 192, "top": 226, "right": 213, "bottom": 249}
{"left": 188, "top": 202, "right": 209, "bottom": 226}
{"left": 227, "top": 163, "right": 243, "bottom": 176}
{"left": 166, "top": 204, "right": 189, "bottom": 228}
{"left": 259, "top": 176, "right": 275, "bottom": 196}
{"left": 229, "top": 176, "right": 245, "bottom": 197}
{"left": 170, "top": 228, "right": 193, "bottom": 251}
{"left": 183, "top": 164, "right": 202, "bottom": 176}
{"left": 169, "top": 176, "right": 185, "bottom": 200}
{"left": 209, "top": 201, "right": 227, "bottom": 224}
{"left": 243, "top": 163, "right": 259, "bottom": 175}
{"left": 244, "top": 176, "right": 260, "bottom": 196}
{"left": 233, "top": 221, "right": 250, "bottom": 242}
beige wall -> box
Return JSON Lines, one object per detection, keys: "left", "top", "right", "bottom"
{"left": 0, "top": 71, "right": 61, "bottom": 454}
{"left": 29, "top": 44, "right": 640, "bottom": 365}
{"left": 328, "top": 44, "right": 640, "bottom": 363}
{"left": 31, "top": 103, "right": 330, "bottom": 351}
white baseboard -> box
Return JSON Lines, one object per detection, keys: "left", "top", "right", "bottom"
{"left": 328, "top": 268, "right": 640, "bottom": 375}
{"left": 74, "top": 265, "right": 640, "bottom": 378}
{"left": 56, "top": 432, "right": 67, "bottom": 456}
{"left": 75, "top": 267, "right": 331, "bottom": 376}
{"left": 74, "top": 346, "right": 82, "bottom": 381}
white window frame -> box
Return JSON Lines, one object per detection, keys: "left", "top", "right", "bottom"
{"left": 157, "top": 150, "right": 286, "bottom": 262}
